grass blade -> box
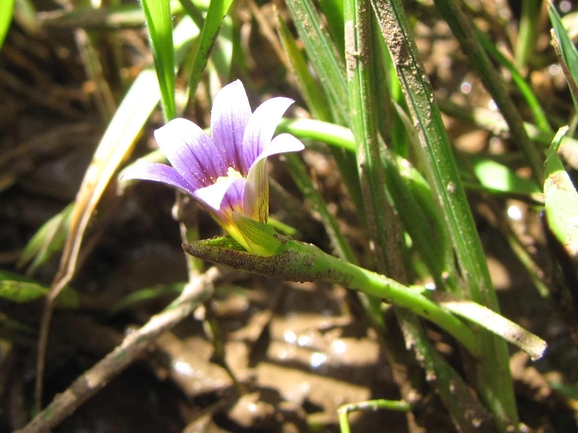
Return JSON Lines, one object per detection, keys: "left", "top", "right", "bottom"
{"left": 549, "top": 3, "right": 578, "bottom": 112}
{"left": 141, "top": 0, "right": 176, "bottom": 121}
{"left": 0, "top": 0, "right": 14, "bottom": 49}
{"left": 434, "top": 0, "right": 544, "bottom": 184}
{"left": 544, "top": 127, "right": 578, "bottom": 262}
{"left": 370, "top": 0, "right": 519, "bottom": 429}
{"left": 184, "top": 0, "right": 234, "bottom": 111}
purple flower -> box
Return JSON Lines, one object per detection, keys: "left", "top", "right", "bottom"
{"left": 122, "top": 80, "right": 304, "bottom": 253}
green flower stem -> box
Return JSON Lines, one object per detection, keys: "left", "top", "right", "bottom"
{"left": 277, "top": 118, "right": 355, "bottom": 152}
{"left": 184, "top": 237, "right": 479, "bottom": 356}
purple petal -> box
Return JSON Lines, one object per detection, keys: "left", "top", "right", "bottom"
{"left": 194, "top": 178, "right": 247, "bottom": 214}
{"left": 253, "top": 133, "right": 305, "bottom": 164}
{"left": 241, "top": 96, "right": 294, "bottom": 173}
{"left": 154, "top": 118, "right": 227, "bottom": 189}
{"left": 220, "top": 178, "right": 247, "bottom": 215}
{"left": 121, "top": 162, "right": 197, "bottom": 196}
{"left": 210, "top": 80, "right": 252, "bottom": 173}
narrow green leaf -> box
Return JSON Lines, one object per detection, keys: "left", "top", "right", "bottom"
{"left": 0, "top": 0, "right": 14, "bottom": 49}
{"left": 549, "top": 4, "right": 578, "bottom": 112}
{"left": 345, "top": 0, "right": 398, "bottom": 276}
{"left": 18, "top": 203, "right": 74, "bottom": 276}
{"left": 0, "top": 270, "right": 78, "bottom": 308}
{"left": 110, "top": 283, "right": 185, "bottom": 314}
{"left": 277, "top": 14, "right": 332, "bottom": 122}
{"left": 284, "top": 0, "right": 348, "bottom": 122}
{"left": 185, "top": 0, "right": 234, "bottom": 108}
{"left": 472, "top": 158, "right": 541, "bottom": 196}
{"left": 477, "top": 30, "right": 551, "bottom": 133}
{"left": 279, "top": 3, "right": 365, "bottom": 224}
{"left": 544, "top": 126, "right": 578, "bottom": 260}
{"left": 371, "top": 0, "right": 519, "bottom": 428}
{"left": 434, "top": 0, "right": 544, "bottom": 185}
{"left": 141, "top": 0, "right": 176, "bottom": 121}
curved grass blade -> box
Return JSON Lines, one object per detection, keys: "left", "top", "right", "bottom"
{"left": 338, "top": 399, "right": 410, "bottom": 433}
{"left": 471, "top": 158, "right": 542, "bottom": 196}
{"left": 34, "top": 16, "right": 199, "bottom": 408}
{"left": 110, "top": 283, "right": 185, "bottom": 314}
{"left": 37, "top": 1, "right": 183, "bottom": 30}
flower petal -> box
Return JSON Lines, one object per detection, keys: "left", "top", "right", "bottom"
{"left": 194, "top": 178, "right": 238, "bottom": 211}
{"left": 219, "top": 178, "right": 247, "bottom": 216}
{"left": 154, "top": 118, "right": 227, "bottom": 189}
{"left": 241, "top": 96, "right": 294, "bottom": 173}
{"left": 244, "top": 158, "right": 268, "bottom": 223}
{"left": 254, "top": 133, "right": 305, "bottom": 163}
{"left": 121, "top": 162, "right": 197, "bottom": 196}
{"left": 210, "top": 80, "right": 252, "bottom": 173}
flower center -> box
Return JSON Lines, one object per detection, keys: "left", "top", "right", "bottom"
{"left": 216, "top": 167, "right": 243, "bottom": 185}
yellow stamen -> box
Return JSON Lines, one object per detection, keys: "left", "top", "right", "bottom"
{"left": 216, "top": 167, "right": 243, "bottom": 184}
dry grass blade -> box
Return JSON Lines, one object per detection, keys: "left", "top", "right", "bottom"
{"left": 35, "top": 68, "right": 162, "bottom": 410}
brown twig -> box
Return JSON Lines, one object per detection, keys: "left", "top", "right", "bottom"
{"left": 19, "top": 267, "right": 220, "bottom": 433}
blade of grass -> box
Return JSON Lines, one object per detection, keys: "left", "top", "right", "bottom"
{"left": 0, "top": 0, "right": 14, "bottom": 49}
{"left": 183, "top": 0, "right": 234, "bottom": 114}
{"left": 434, "top": 0, "right": 544, "bottom": 185}
{"left": 370, "top": 0, "right": 519, "bottom": 429}
{"left": 18, "top": 203, "right": 74, "bottom": 277}
{"left": 284, "top": 0, "right": 348, "bottom": 123}
{"left": 343, "top": 3, "right": 493, "bottom": 429}
{"left": 34, "top": 15, "right": 199, "bottom": 410}
{"left": 37, "top": 1, "right": 183, "bottom": 30}
{"left": 338, "top": 399, "right": 410, "bottom": 433}
{"left": 544, "top": 126, "right": 578, "bottom": 262}
{"left": 549, "top": 3, "right": 578, "bottom": 112}
{"left": 142, "top": 0, "right": 176, "bottom": 121}
{"left": 345, "top": 0, "right": 403, "bottom": 278}
{"left": 477, "top": 30, "right": 552, "bottom": 134}
{"left": 277, "top": 8, "right": 365, "bottom": 225}
{"left": 515, "top": 0, "right": 540, "bottom": 69}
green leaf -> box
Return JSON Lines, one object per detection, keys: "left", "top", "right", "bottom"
{"left": 277, "top": 14, "right": 332, "bottom": 122}
{"left": 186, "top": 0, "right": 234, "bottom": 103}
{"left": 110, "top": 283, "right": 185, "bottom": 314}
{"left": 18, "top": 203, "right": 74, "bottom": 276}
{"left": 0, "top": 270, "right": 78, "bottom": 308}
{"left": 472, "top": 158, "right": 541, "bottom": 196}
{"left": 232, "top": 214, "right": 283, "bottom": 257}
{"left": 0, "top": 0, "right": 14, "bottom": 50}
{"left": 141, "top": 0, "right": 176, "bottom": 121}
{"left": 544, "top": 126, "right": 578, "bottom": 260}
{"left": 284, "top": 0, "right": 348, "bottom": 122}
{"left": 549, "top": 4, "right": 578, "bottom": 112}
